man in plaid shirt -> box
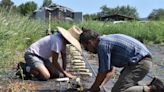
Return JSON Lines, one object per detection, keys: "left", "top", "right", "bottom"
{"left": 79, "top": 28, "right": 164, "bottom": 92}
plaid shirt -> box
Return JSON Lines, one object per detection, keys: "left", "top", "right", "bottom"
{"left": 97, "top": 34, "right": 152, "bottom": 73}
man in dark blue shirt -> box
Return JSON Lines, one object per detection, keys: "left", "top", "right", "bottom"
{"left": 79, "top": 28, "right": 164, "bottom": 92}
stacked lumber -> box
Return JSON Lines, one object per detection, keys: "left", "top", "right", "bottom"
{"left": 67, "top": 45, "right": 92, "bottom": 77}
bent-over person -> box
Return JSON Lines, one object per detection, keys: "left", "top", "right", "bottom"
{"left": 79, "top": 28, "right": 164, "bottom": 92}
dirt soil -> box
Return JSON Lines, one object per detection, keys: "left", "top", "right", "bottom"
{"left": 0, "top": 44, "right": 164, "bottom": 92}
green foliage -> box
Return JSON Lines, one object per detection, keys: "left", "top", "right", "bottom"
{"left": 83, "top": 5, "right": 139, "bottom": 20}
{"left": 80, "top": 21, "right": 164, "bottom": 44}
{"left": 148, "top": 8, "right": 164, "bottom": 20}
{"left": 0, "top": 10, "right": 46, "bottom": 68}
{"left": 18, "top": 1, "right": 37, "bottom": 16}
{"left": 83, "top": 14, "right": 94, "bottom": 21}
{"left": 0, "top": 0, "right": 14, "bottom": 10}
{"left": 42, "top": 0, "right": 52, "bottom": 7}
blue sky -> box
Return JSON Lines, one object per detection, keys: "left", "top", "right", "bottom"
{"left": 10, "top": 0, "right": 164, "bottom": 18}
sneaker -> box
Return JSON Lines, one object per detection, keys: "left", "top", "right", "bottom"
{"left": 148, "top": 77, "right": 164, "bottom": 92}
{"left": 16, "top": 62, "right": 32, "bottom": 80}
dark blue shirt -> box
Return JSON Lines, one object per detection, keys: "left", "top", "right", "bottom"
{"left": 97, "top": 34, "right": 152, "bottom": 73}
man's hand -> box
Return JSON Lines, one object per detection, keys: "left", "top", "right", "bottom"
{"left": 63, "top": 71, "right": 76, "bottom": 79}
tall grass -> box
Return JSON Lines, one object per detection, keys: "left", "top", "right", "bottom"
{"left": 0, "top": 10, "right": 46, "bottom": 78}
{"left": 80, "top": 20, "right": 164, "bottom": 44}
{"left": 0, "top": 9, "right": 51, "bottom": 91}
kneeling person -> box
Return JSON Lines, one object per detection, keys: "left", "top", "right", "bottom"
{"left": 18, "top": 26, "right": 82, "bottom": 81}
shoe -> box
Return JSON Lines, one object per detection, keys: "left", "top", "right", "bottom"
{"left": 148, "top": 77, "right": 164, "bottom": 92}
{"left": 16, "top": 62, "right": 32, "bottom": 80}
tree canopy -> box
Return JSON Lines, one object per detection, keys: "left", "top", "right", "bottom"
{"left": 84, "top": 5, "right": 139, "bottom": 20}
{"left": 0, "top": 0, "right": 14, "bottom": 10}
{"left": 18, "top": 1, "right": 37, "bottom": 16}
{"left": 148, "top": 8, "right": 164, "bottom": 20}
{"left": 42, "top": 0, "right": 52, "bottom": 7}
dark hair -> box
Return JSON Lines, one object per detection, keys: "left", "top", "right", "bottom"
{"left": 79, "top": 27, "right": 100, "bottom": 43}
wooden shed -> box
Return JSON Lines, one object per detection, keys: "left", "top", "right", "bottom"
{"left": 32, "top": 3, "right": 83, "bottom": 23}
{"left": 95, "top": 14, "right": 135, "bottom": 21}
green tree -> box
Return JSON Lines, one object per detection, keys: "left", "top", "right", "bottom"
{"left": 18, "top": 1, "right": 37, "bottom": 16}
{"left": 99, "top": 5, "right": 113, "bottom": 16}
{"left": 42, "top": 0, "right": 52, "bottom": 7}
{"left": 0, "top": 0, "right": 14, "bottom": 10}
{"left": 99, "top": 5, "right": 139, "bottom": 19}
{"left": 148, "top": 8, "right": 164, "bottom": 20}
{"left": 83, "top": 14, "right": 98, "bottom": 21}
{"left": 83, "top": 5, "right": 139, "bottom": 20}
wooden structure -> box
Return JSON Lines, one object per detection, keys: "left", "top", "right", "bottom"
{"left": 32, "top": 3, "right": 83, "bottom": 23}
{"left": 95, "top": 14, "right": 135, "bottom": 21}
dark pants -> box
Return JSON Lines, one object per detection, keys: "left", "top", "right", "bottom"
{"left": 112, "top": 57, "right": 152, "bottom": 92}
{"left": 24, "top": 52, "right": 59, "bottom": 80}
